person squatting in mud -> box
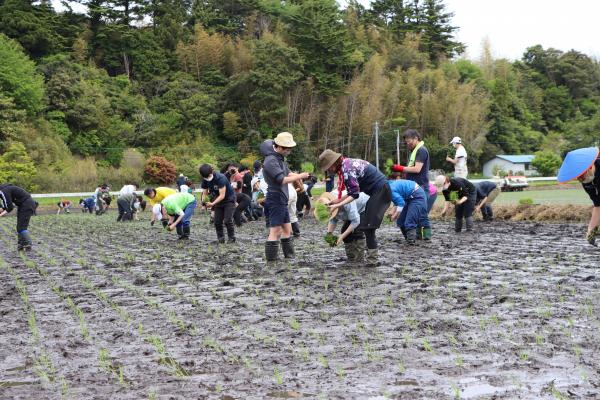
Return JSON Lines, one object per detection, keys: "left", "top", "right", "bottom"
{"left": 436, "top": 175, "right": 477, "bottom": 233}
{"left": 474, "top": 181, "right": 500, "bottom": 221}
{"left": 317, "top": 191, "right": 369, "bottom": 265}
{"left": 261, "top": 132, "right": 310, "bottom": 262}
{"left": 557, "top": 147, "right": 600, "bottom": 246}
{"left": 161, "top": 191, "right": 197, "bottom": 240}
{"left": 56, "top": 199, "right": 72, "bottom": 214}
{"left": 388, "top": 172, "right": 432, "bottom": 244}
{"left": 0, "top": 184, "right": 38, "bottom": 251}
{"left": 144, "top": 186, "right": 177, "bottom": 227}
{"left": 199, "top": 164, "right": 237, "bottom": 243}
{"left": 318, "top": 149, "right": 392, "bottom": 267}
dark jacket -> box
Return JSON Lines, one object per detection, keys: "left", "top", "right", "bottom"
{"left": 260, "top": 140, "right": 290, "bottom": 200}
{"left": 476, "top": 181, "right": 497, "bottom": 201}
{"left": 443, "top": 178, "right": 476, "bottom": 201}
{"left": 0, "top": 184, "right": 32, "bottom": 213}
{"left": 582, "top": 158, "right": 600, "bottom": 207}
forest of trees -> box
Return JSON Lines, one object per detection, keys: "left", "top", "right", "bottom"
{"left": 1, "top": 0, "right": 599, "bottom": 191}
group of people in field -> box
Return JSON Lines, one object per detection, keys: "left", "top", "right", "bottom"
{"left": 1, "top": 131, "right": 598, "bottom": 258}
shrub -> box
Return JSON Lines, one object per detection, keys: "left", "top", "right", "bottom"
{"left": 531, "top": 150, "right": 562, "bottom": 176}
{"left": 0, "top": 142, "right": 38, "bottom": 191}
{"left": 144, "top": 156, "right": 176, "bottom": 184}
{"left": 519, "top": 198, "right": 534, "bottom": 205}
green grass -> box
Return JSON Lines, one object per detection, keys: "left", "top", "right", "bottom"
{"left": 492, "top": 189, "right": 590, "bottom": 205}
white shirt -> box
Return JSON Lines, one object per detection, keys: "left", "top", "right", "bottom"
{"left": 455, "top": 146, "right": 467, "bottom": 167}
{"left": 119, "top": 185, "right": 136, "bottom": 196}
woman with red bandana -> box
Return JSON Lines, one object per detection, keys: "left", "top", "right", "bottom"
{"left": 318, "top": 150, "right": 391, "bottom": 266}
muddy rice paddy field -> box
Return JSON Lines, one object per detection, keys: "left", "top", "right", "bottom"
{"left": 0, "top": 212, "right": 599, "bottom": 399}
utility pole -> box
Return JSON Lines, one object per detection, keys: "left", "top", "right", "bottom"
{"left": 374, "top": 121, "right": 380, "bottom": 170}
{"left": 395, "top": 129, "right": 400, "bottom": 164}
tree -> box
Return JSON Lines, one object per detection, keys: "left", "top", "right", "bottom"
{"left": 419, "top": 0, "right": 464, "bottom": 62}
{"left": 531, "top": 150, "right": 561, "bottom": 176}
{"left": 0, "top": 141, "right": 38, "bottom": 190}
{"left": 0, "top": 34, "right": 45, "bottom": 116}
{"left": 190, "top": 0, "right": 259, "bottom": 35}
{"left": 144, "top": 155, "right": 176, "bottom": 183}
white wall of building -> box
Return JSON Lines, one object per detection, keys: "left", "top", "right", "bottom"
{"left": 482, "top": 158, "right": 537, "bottom": 177}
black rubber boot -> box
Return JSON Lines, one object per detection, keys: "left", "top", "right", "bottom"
{"left": 454, "top": 219, "right": 463, "bottom": 233}
{"left": 264, "top": 240, "right": 280, "bottom": 262}
{"left": 465, "top": 217, "right": 474, "bottom": 232}
{"left": 400, "top": 227, "right": 407, "bottom": 239}
{"left": 225, "top": 221, "right": 235, "bottom": 241}
{"left": 291, "top": 222, "right": 301, "bottom": 238}
{"left": 280, "top": 237, "right": 295, "bottom": 258}
{"left": 180, "top": 225, "right": 190, "bottom": 240}
{"left": 227, "top": 236, "right": 236, "bottom": 243}
{"left": 176, "top": 225, "right": 184, "bottom": 239}
{"left": 406, "top": 229, "right": 417, "bottom": 245}
{"left": 18, "top": 231, "right": 32, "bottom": 251}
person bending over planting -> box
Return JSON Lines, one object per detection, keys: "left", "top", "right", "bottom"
{"left": 0, "top": 184, "right": 37, "bottom": 251}
{"left": 80, "top": 197, "right": 96, "bottom": 213}
{"left": 261, "top": 132, "right": 309, "bottom": 262}
{"left": 318, "top": 149, "right": 391, "bottom": 266}
{"left": 161, "top": 192, "right": 197, "bottom": 240}
{"left": 117, "top": 192, "right": 137, "bottom": 221}
{"left": 57, "top": 199, "right": 72, "bottom": 215}
{"left": 388, "top": 173, "right": 431, "bottom": 244}
{"left": 145, "top": 187, "right": 176, "bottom": 226}
{"left": 316, "top": 191, "right": 369, "bottom": 265}
{"left": 199, "top": 164, "right": 237, "bottom": 244}
{"left": 475, "top": 181, "right": 500, "bottom": 221}
{"left": 557, "top": 147, "right": 600, "bottom": 246}
{"left": 436, "top": 175, "right": 477, "bottom": 233}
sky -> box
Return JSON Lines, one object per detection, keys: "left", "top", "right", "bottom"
{"left": 53, "top": 0, "right": 600, "bottom": 61}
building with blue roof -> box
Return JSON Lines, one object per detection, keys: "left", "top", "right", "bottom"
{"left": 482, "top": 154, "right": 537, "bottom": 177}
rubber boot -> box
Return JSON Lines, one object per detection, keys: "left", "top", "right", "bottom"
{"left": 225, "top": 221, "right": 235, "bottom": 241}
{"left": 18, "top": 231, "right": 32, "bottom": 251}
{"left": 281, "top": 237, "right": 295, "bottom": 259}
{"left": 354, "top": 239, "right": 366, "bottom": 263}
{"left": 422, "top": 228, "right": 432, "bottom": 241}
{"left": 291, "top": 222, "right": 301, "bottom": 238}
{"left": 416, "top": 227, "right": 423, "bottom": 240}
{"left": 454, "top": 219, "right": 463, "bottom": 233}
{"left": 264, "top": 240, "right": 280, "bottom": 262}
{"left": 406, "top": 229, "right": 417, "bottom": 245}
{"left": 215, "top": 224, "right": 225, "bottom": 243}
{"left": 180, "top": 225, "right": 190, "bottom": 240}
{"left": 344, "top": 242, "right": 357, "bottom": 263}
{"left": 365, "top": 248, "right": 379, "bottom": 267}
{"left": 176, "top": 224, "right": 184, "bottom": 239}
{"left": 465, "top": 217, "right": 474, "bottom": 232}
{"left": 400, "top": 227, "right": 407, "bottom": 240}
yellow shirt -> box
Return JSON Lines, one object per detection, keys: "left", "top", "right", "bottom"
{"left": 148, "top": 187, "right": 177, "bottom": 206}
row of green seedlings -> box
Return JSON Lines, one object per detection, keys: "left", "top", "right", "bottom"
{"left": 25, "top": 237, "right": 191, "bottom": 382}
{"left": 62, "top": 227, "right": 349, "bottom": 381}
{"left": 0, "top": 257, "right": 69, "bottom": 397}
{"left": 17, "top": 252, "right": 128, "bottom": 387}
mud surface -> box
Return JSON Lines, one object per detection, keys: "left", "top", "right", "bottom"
{"left": 0, "top": 213, "right": 599, "bottom": 399}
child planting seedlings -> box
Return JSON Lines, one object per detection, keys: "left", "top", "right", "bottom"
{"left": 435, "top": 175, "right": 477, "bottom": 233}
{"left": 260, "top": 132, "right": 310, "bottom": 261}
{"left": 0, "top": 184, "right": 37, "bottom": 251}
{"left": 388, "top": 173, "right": 431, "bottom": 244}
{"left": 318, "top": 149, "right": 391, "bottom": 266}
{"left": 161, "top": 192, "right": 197, "bottom": 240}
{"left": 315, "top": 191, "right": 369, "bottom": 265}
{"left": 557, "top": 147, "right": 600, "bottom": 246}
{"left": 199, "top": 164, "right": 236, "bottom": 244}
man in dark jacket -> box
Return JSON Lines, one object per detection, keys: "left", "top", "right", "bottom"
{"left": 0, "top": 184, "right": 37, "bottom": 251}
{"left": 261, "top": 132, "right": 309, "bottom": 262}
{"left": 475, "top": 181, "right": 500, "bottom": 221}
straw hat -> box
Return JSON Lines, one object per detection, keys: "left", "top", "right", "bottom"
{"left": 273, "top": 132, "right": 296, "bottom": 148}
{"left": 314, "top": 192, "right": 339, "bottom": 221}
{"left": 318, "top": 149, "right": 342, "bottom": 171}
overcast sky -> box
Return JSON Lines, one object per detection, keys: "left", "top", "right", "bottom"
{"left": 54, "top": 0, "right": 600, "bottom": 61}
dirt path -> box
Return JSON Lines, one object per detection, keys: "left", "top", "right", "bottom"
{"left": 0, "top": 214, "right": 598, "bottom": 399}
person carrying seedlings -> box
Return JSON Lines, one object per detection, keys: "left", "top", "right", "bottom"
{"left": 199, "top": 164, "right": 237, "bottom": 243}
{"left": 557, "top": 147, "right": 600, "bottom": 246}
{"left": 475, "top": 181, "right": 500, "bottom": 221}
{"left": 388, "top": 173, "right": 431, "bottom": 244}
{"left": 79, "top": 197, "right": 95, "bottom": 213}
{"left": 0, "top": 184, "right": 37, "bottom": 251}
{"left": 316, "top": 191, "right": 369, "bottom": 264}
{"left": 318, "top": 149, "right": 391, "bottom": 266}
{"left": 56, "top": 199, "right": 72, "bottom": 215}
{"left": 161, "top": 192, "right": 197, "bottom": 240}
{"left": 144, "top": 187, "right": 177, "bottom": 226}
{"left": 435, "top": 175, "right": 477, "bottom": 233}
{"left": 446, "top": 137, "right": 468, "bottom": 178}
{"left": 260, "top": 132, "right": 310, "bottom": 261}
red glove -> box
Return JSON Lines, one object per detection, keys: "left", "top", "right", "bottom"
{"left": 392, "top": 164, "right": 405, "bottom": 172}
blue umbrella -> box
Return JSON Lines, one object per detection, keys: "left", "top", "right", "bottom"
{"left": 557, "top": 147, "right": 599, "bottom": 183}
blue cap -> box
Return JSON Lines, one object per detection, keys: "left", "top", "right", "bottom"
{"left": 557, "top": 147, "right": 599, "bottom": 183}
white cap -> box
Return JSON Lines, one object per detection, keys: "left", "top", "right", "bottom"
{"left": 450, "top": 136, "right": 462, "bottom": 145}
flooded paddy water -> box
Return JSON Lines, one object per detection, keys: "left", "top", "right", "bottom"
{"left": 0, "top": 213, "right": 598, "bottom": 399}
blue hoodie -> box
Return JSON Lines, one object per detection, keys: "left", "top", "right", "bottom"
{"left": 260, "top": 140, "right": 290, "bottom": 200}
{"left": 388, "top": 179, "right": 418, "bottom": 208}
